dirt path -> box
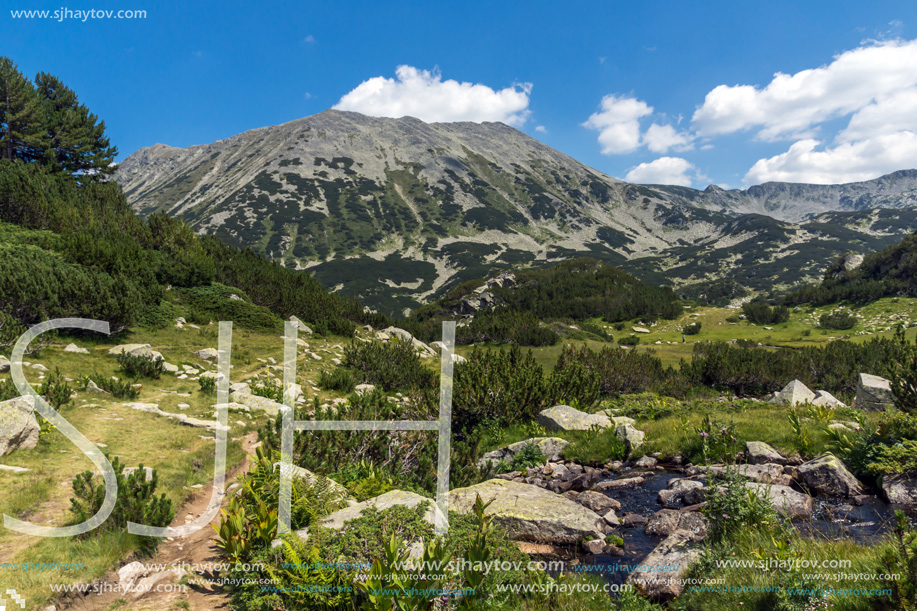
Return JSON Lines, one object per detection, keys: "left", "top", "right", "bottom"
{"left": 59, "top": 432, "right": 260, "bottom": 611}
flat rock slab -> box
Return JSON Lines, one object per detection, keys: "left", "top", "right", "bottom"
{"left": 538, "top": 405, "right": 612, "bottom": 432}
{"left": 746, "top": 441, "right": 786, "bottom": 465}
{"left": 449, "top": 479, "right": 604, "bottom": 544}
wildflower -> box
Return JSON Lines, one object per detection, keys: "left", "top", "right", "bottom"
{"left": 700, "top": 432, "right": 709, "bottom": 438}
{"left": 722, "top": 514, "right": 728, "bottom": 518}
{"left": 720, "top": 427, "right": 728, "bottom": 435}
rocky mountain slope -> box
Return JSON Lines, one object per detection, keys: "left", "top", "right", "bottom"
{"left": 115, "top": 110, "right": 917, "bottom": 315}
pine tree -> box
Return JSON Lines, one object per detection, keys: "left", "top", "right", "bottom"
{"left": 35, "top": 72, "right": 117, "bottom": 176}
{"left": 0, "top": 57, "right": 46, "bottom": 163}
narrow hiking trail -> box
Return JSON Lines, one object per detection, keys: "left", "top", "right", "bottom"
{"left": 58, "top": 432, "right": 260, "bottom": 611}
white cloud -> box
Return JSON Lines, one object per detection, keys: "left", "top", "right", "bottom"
{"left": 692, "top": 39, "right": 917, "bottom": 141}
{"left": 303, "top": 35, "right": 316, "bottom": 43}
{"left": 535, "top": 125, "right": 547, "bottom": 133}
{"left": 334, "top": 65, "right": 532, "bottom": 125}
{"left": 582, "top": 94, "right": 653, "bottom": 154}
{"left": 744, "top": 133, "right": 917, "bottom": 184}
{"left": 644, "top": 123, "right": 694, "bottom": 153}
{"left": 625, "top": 157, "right": 696, "bottom": 186}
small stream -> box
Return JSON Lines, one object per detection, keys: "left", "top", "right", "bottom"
{"left": 568, "top": 466, "right": 916, "bottom": 587}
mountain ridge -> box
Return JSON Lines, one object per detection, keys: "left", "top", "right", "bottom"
{"left": 114, "top": 110, "right": 917, "bottom": 316}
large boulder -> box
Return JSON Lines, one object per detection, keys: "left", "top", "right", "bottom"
{"left": 881, "top": 473, "right": 917, "bottom": 504}
{"left": 855, "top": 373, "right": 895, "bottom": 411}
{"left": 615, "top": 424, "right": 645, "bottom": 455}
{"left": 745, "top": 441, "right": 787, "bottom": 465}
{"left": 796, "top": 452, "right": 863, "bottom": 497}
{"left": 745, "top": 483, "right": 814, "bottom": 519}
{"left": 628, "top": 530, "right": 703, "bottom": 601}
{"left": 63, "top": 343, "right": 89, "bottom": 354}
{"left": 478, "top": 437, "right": 570, "bottom": 468}
{"left": 229, "top": 391, "right": 285, "bottom": 416}
{"left": 195, "top": 348, "right": 219, "bottom": 361}
{"left": 449, "top": 479, "right": 605, "bottom": 544}
{"left": 769, "top": 379, "right": 815, "bottom": 406}
{"left": 0, "top": 395, "right": 39, "bottom": 456}
{"left": 537, "top": 405, "right": 612, "bottom": 432}
{"left": 289, "top": 315, "right": 313, "bottom": 334}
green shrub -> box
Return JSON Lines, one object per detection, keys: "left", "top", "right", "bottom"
{"left": 317, "top": 367, "right": 356, "bottom": 393}
{"left": 682, "top": 321, "right": 702, "bottom": 335}
{"left": 819, "top": 311, "right": 857, "bottom": 330}
{"left": 198, "top": 376, "right": 217, "bottom": 396}
{"left": 725, "top": 315, "right": 741, "bottom": 323}
{"left": 116, "top": 351, "right": 163, "bottom": 379}
{"left": 702, "top": 468, "right": 779, "bottom": 542}
{"left": 618, "top": 335, "right": 640, "bottom": 346}
{"left": 457, "top": 309, "right": 559, "bottom": 346}
{"left": 509, "top": 442, "right": 546, "bottom": 471}
{"left": 250, "top": 379, "right": 284, "bottom": 402}
{"left": 87, "top": 375, "right": 140, "bottom": 399}
{"left": 343, "top": 338, "right": 436, "bottom": 391}
{"left": 742, "top": 301, "right": 790, "bottom": 325}
{"left": 69, "top": 456, "right": 173, "bottom": 553}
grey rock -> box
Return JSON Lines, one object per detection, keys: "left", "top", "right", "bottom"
{"left": 64, "top": 343, "right": 89, "bottom": 354}
{"left": 576, "top": 490, "right": 621, "bottom": 514}
{"left": 855, "top": 373, "right": 895, "bottom": 411}
{"left": 797, "top": 452, "right": 864, "bottom": 497}
{"left": 0, "top": 395, "right": 39, "bottom": 456}
{"left": 746, "top": 441, "right": 787, "bottom": 465}
{"left": 478, "top": 437, "right": 570, "bottom": 469}
{"left": 628, "top": 530, "right": 703, "bottom": 600}
{"left": 881, "top": 473, "right": 917, "bottom": 504}
{"left": 813, "top": 390, "right": 846, "bottom": 408}
{"left": 744, "top": 483, "right": 814, "bottom": 519}
{"left": 644, "top": 509, "right": 708, "bottom": 541}
{"left": 770, "top": 379, "right": 816, "bottom": 406}
{"left": 449, "top": 479, "right": 605, "bottom": 544}
{"left": 537, "top": 405, "right": 612, "bottom": 432}
{"left": 614, "top": 424, "right": 645, "bottom": 455}
{"left": 195, "top": 348, "right": 220, "bottom": 361}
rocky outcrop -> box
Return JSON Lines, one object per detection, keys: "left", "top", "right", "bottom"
{"left": 0, "top": 396, "right": 39, "bottom": 456}
{"left": 304, "top": 490, "right": 440, "bottom": 534}
{"left": 657, "top": 479, "right": 705, "bottom": 508}
{"left": 796, "top": 453, "right": 863, "bottom": 497}
{"left": 855, "top": 373, "right": 895, "bottom": 411}
{"left": 537, "top": 405, "right": 612, "bottom": 432}
{"left": 449, "top": 479, "right": 605, "bottom": 544}
{"left": 628, "top": 530, "right": 703, "bottom": 601}
{"left": 478, "top": 437, "right": 569, "bottom": 468}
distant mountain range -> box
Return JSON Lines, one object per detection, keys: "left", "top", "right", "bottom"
{"left": 114, "top": 110, "right": 917, "bottom": 316}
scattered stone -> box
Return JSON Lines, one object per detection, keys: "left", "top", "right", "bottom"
{"left": 85, "top": 380, "right": 108, "bottom": 394}
{"left": 855, "top": 373, "right": 895, "bottom": 411}
{"left": 162, "top": 362, "right": 179, "bottom": 374}
{"left": 622, "top": 513, "right": 648, "bottom": 527}
{"left": 632, "top": 326, "right": 651, "bottom": 334}
{"left": 745, "top": 441, "right": 787, "bottom": 465}
{"left": 195, "top": 348, "right": 219, "bottom": 361}
{"left": 576, "top": 490, "right": 621, "bottom": 514}
{"left": 230, "top": 391, "right": 284, "bottom": 416}
{"left": 644, "top": 509, "right": 708, "bottom": 541}
{"left": 593, "top": 476, "right": 645, "bottom": 491}
{"left": 107, "top": 344, "right": 152, "bottom": 357}
{"left": 658, "top": 479, "right": 705, "bottom": 508}
{"left": 0, "top": 464, "right": 30, "bottom": 473}
{"left": 635, "top": 455, "right": 658, "bottom": 469}
{"left": 355, "top": 384, "right": 376, "bottom": 395}
{"left": 118, "top": 560, "right": 148, "bottom": 584}
{"left": 449, "top": 479, "right": 605, "bottom": 544}
{"left": 63, "top": 343, "right": 89, "bottom": 354}
{"left": 0, "top": 356, "right": 9, "bottom": 372}
{"left": 0, "top": 396, "right": 39, "bottom": 456}
{"left": 537, "top": 405, "right": 612, "bottom": 432}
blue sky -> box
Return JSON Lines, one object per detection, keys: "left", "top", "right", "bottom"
{"left": 5, "top": 0, "right": 917, "bottom": 188}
